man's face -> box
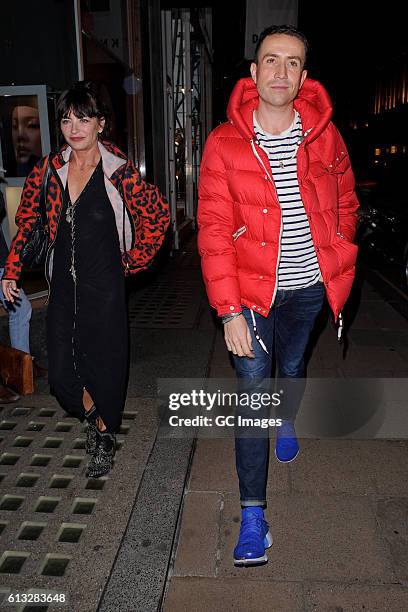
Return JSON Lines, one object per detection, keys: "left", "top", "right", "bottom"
{"left": 250, "top": 34, "right": 307, "bottom": 109}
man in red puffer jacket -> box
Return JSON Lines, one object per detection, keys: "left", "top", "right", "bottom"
{"left": 197, "top": 25, "right": 358, "bottom": 567}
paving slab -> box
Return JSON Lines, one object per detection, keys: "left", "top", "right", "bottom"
{"left": 350, "top": 300, "right": 408, "bottom": 330}
{"left": 163, "top": 577, "right": 304, "bottom": 612}
{"left": 349, "top": 307, "right": 381, "bottom": 329}
{"left": 292, "top": 390, "right": 346, "bottom": 438}
{"left": 127, "top": 328, "right": 215, "bottom": 397}
{"left": 306, "top": 364, "right": 342, "bottom": 378}
{"left": 188, "top": 438, "right": 290, "bottom": 495}
{"left": 304, "top": 582, "right": 408, "bottom": 611}
{"left": 172, "top": 491, "right": 221, "bottom": 577}
{"left": 339, "top": 343, "right": 408, "bottom": 377}
{"left": 292, "top": 376, "right": 384, "bottom": 439}
{"left": 376, "top": 497, "right": 408, "bottom": 585}
{"left": 348, "top": 399, "right": 408, "bottom": 440}
{"left": 350, "top": 329, "right": 408, "bottom": 347}
{"left": 290, "top": 439, "right": 408, "bottom": 497}
{"left": 217, "top": 493, "right": 395, "bottom": 583}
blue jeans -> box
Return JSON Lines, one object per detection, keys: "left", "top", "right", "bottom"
{"left": 232, "top": 282, "right": 325, "bottom": 506}
{"left": 0, "top": 267, "right": 32, "bottom": 354}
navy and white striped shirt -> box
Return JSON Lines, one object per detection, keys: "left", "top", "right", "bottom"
{"left": 254, "top": 110, "right": 321, "bottom": 290}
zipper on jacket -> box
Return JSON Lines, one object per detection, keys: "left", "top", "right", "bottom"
{"left": 250, "top": 126, "right": 314, "bottom": 309}
{"left": 295, "top": 132, "right": 330, "bottom": 297}
{"left": 249, "top": 139, "right": 282, "bottom": 309}
{"left": 271, "top": 218, "right": 283, "bottom": 308}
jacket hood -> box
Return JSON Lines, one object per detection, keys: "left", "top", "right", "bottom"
{"left": 227, "top": 77, "right": 333, "bottom": 145}
{"left": 51, "top": 139, "right": 128, "bottom": 176}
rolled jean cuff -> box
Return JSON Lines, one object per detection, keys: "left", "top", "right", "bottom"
{"left": 241, "top": 499, "right": 267, "bottom": 508}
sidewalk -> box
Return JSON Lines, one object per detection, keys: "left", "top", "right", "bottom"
{"left": 1, "top": 245, "right": 408, "bottom": 611}
{"left": 0, "top": 243, "right": 217, "bottom": 612}
{"left": 162, "top": 271, "right": 408, "bottom": 611}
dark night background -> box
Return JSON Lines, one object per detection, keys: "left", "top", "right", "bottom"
{"left": 209, "top": 0, "right": 407, "bottom": 180}
{"left": 2, "top": 0, "right": 406, "bottom": 181}
{"left": 211, "top": 1, "right": 406, "bottom": 119}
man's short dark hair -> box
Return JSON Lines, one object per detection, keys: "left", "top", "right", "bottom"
{"left": 254, "top": 25, "right": 309, "bottom": 66}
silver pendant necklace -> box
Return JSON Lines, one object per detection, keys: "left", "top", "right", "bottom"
{"left": 254, "top": 110, "right": 312, "bottom": 169}
{"left": 65, "top": 201, "right": 74, "bottom": 224}
{"left": 65, "top": 162, "right": 100, "bottom": 283}
{"left": 278, "top": 146, "right": 298, "bottom": 168}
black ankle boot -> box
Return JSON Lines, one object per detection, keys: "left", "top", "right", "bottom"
{"left": 84, "top": 404, "right": 98, "bottom": 455}
{"left": 85, "top": 431, "right": 116, "bottom": 478}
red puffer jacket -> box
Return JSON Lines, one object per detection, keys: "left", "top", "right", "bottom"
{"left": 198, "top": 77, "right": 359, "bottom": 321}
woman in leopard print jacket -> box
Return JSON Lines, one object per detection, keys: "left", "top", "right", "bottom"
{"left": 2, "top": 82, "right": 170, "bottom": 477}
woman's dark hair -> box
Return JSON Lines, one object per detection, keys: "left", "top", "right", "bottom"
{"left": 254, "top": 25, "right": 309, "bottom": 67}
{"left": 57, "top": 81, "right": 110, "bottom": 132}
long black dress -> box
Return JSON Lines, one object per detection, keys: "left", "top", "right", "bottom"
{"left": 46, "top": 160, "right": 128, "bottom": 433}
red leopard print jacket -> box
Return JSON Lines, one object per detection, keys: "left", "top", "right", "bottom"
{"left": 3, "top": 140, "right": 170, "bottom": 281}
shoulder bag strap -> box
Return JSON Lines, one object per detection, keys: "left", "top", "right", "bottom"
{"left": 39, "top": 157, "right": 51, "bottom": 226}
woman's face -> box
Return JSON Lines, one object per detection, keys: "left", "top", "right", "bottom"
{"left": 60, "top": 111, "right": 105, "bottom": 151}
{"left": 12, "top": 105, "right": 42, "bottom": 164}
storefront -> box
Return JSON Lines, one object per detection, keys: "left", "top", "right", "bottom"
{"left": 0, "top": 0, "right": 213, "bottom": 297}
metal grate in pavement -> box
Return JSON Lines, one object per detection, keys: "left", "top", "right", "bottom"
{"left": 128, "top": 276, "right": 204, "bottom": 329}
{"left": 0, "top": 399, "right": 136, "bottom": 612}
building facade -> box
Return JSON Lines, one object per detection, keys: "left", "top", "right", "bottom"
{"left": 0, "top": 0, "right": 213, "bottom": 249}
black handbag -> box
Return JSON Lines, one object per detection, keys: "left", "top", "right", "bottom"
{"left": 20, "top": 158, "right": 51, "bottom": 269}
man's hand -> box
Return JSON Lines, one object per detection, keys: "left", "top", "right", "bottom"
{"left": 2, "top": 280, "right": 20, "bottom": 303}
{"left": 224, "top": 314, "right": 254, "bottom": 358}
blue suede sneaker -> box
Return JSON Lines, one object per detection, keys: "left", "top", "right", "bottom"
{"left": 233, "top": 506, "right": 273, "bottom": 566}
{"left": 275, "top": 419, "right": 299, "bottom": 463}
